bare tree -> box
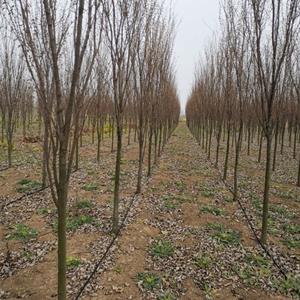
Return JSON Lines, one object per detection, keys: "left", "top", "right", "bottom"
{"left": 6, "top": 1, "right": 101, "bottom": 298}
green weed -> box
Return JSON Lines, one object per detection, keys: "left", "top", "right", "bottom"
{"left": 82, "top": 183, "right": 98, "bottom": 191}
{"left": 136, "top": 272, "right": 161, "bottom": 290}
{"left": 151, "top": 239, "right": 174, "bottom": 258}
{"left": 8, "top": 224, "right": 38, "bottom": 241}
{"left": 16, "top": 179, "right": 42, "bottom": 193}
{"left": 66, "top": 256, "right": 81, "bottom": 269}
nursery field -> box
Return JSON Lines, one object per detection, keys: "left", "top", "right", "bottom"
{"left": 0, "top": 122, "right": 299, "bottom": 300}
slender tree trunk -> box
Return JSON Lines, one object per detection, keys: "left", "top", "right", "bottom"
{"left": 208, "top": 123, "right": 213, "bottom": 160}
{"left": 215, "top": 124, "right": 222, "bottom": 167}
{"left": 223, "top": 123, "right": 231, "bottom": 181}
{"left": 261, "top": 133, "right": 272, "bottom": 244}
{"left": 97, "top": 119, "right": 101, "bottom": 163}
{"left": 136, "top": 137, "right": 144, "bottom": 193}
{"left": 112, "top": 124, "right": 122, "bottom": 233}
{"left": 297, "top": 157, "right": 300, "bottom": 187}
{"left": 293, "top": 125, "right": 297, "bottom": 159}
{"left": 147, "top": 126, "right": 153, "bottom": 177}
{"left": 57, "top": 183, "right": 67, "bottom": 300}
{"left": 154, "top": 127, "right": 158, "bottom": 165}
{"left": 258, "top": 132, "right": 263, "bottom": 163}
{"left": 280, "top": 123, "right": 285, "bottom": 155}
{"left": 111, "top": 119, "right": 115, "bottom": 153}
{"left": 272, "top": 122, "right": 279, "bottom": 171}
{"left": 74, "top": 139, "right": 79, "bottom": 171}
{"left": 233, "top": 121, "right": 243, "bottom": 201}
{"left": 42, "top": 125, "right": 49, "bottom": 188}
{"left": 247, "top": 125, "right": 251, "bottom": 156}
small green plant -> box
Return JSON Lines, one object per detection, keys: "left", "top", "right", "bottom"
{"left": 270, "top": 205, "right": 295, "bottom": 219}
{"left": 200, "top": 205, "right": 224, "bottom": 216}
{"left": 213, "top": 229, "right": 240, "bottom": 245}
{"left": 206, "top": 223, "right": 240, "bottom": 245}
{"left": 250, "top": 193, "right": 262, "bottom": 210}
{"left": 66, "top": 256, "right": 81, "bottom": 269}
{"left": 283, "top": 223, "right": 300, "bottom": 234}
{"left": 136, "top": 272, "right": 161, "bottom": 290}
{"left": 161, "top": 195, "right": 178, "bottom": 210}
{"left": 82, "top": 183, "right": 98, "bottom": 191}
{"left": 282, "top": 238, "right": 300, "bottom": 249}
{"left": 9, "top": 224, "right": 38, "bottom": 241}
{"left": 53, "top": 215, "right": 96, "bottom": 232}
{"left": 67, "top": 215, "right": 95, "bottom": 230}
{"left": 38, "top": 207, "right": 57, "bottom": 215}
{"left": 22, "top": 250, "right": 34, "bottom": 259}
{"left": 245, "top": 253, "right": 270, "bottom": 267}
{"left": 114, "top": 265, "right": 122, "bottom": 274}
{"left": 75, "top": 200, "right": 93, "bottom": 209}
{"left": 273, "top": 189, "right": 297, "bottom": 201}
{"left": 16, "top": 179, "right": 42, "bottom": 193}
{"left": 150, "top": 239, "right": 174, "bottom": 258}
{"left": 158, "top": 292, "right": 175, "bottom": 300}
{"left": 224, "top": 195, "right": 234, "bottom": 203}
{"left": 194, "top": 254, "right": 211, "bottom": 268}
{"left": 164, "top": 201, "right": 177, "bottom": 210}
{"left": 276, "top": 275, "right": 300, "bottom": 297}
{"left": 198, "top": 183, "right": 216, "bottom": 198}
{"left": 206, "top": 222, "right": 224, "bottom": 231}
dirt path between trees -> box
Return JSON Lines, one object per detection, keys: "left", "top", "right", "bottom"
{"left": 85, "top": 122, "right": 296, "bottom": 300}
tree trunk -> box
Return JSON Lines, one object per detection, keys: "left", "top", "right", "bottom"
{"left": 258, "top": 132, "right": 263, "bottom": 163}
{"left": 233, "top": 121, "right": 243, "bottom": 201}
{"left": 223, "top": 123, "right": 231, "bottom": 181}
{"left": 272, "top": 122, "right": 279, "bottom": 171}
{"left": 215, "top": 124, "right": 222, "bottom": 167}
{"left": 293, "top": 125, "right": 297, "bottom": 159}
{"left": 42, "top": 125, "right": 49, "bottom": 188}
{"left": 147, "top": 126, "right": 153, "bottom": 177}
{"left": 261, "top": 133, "right": 272, "bottom": 244}
{"left": 112, "top": 124, "right": 122, "bottom": 233}
{"left": 136, "top": 138, "right": 143, "bottom": 193}
{"left": 280, "top": 123, "right": 285, "bottom": 155}
{"left": 208, "top": 123, "right": 213, "bottom": 160}
{"left": 297, "top": 156, "right": 300, "bottom": 187}
{"left": 57, "top": 184, "right": 67, "bottom": 300}
{"left": 111, "top": 119, "right": 115, "bottom": 153}
{"left": 97, "top": 119, "right": 101, "bottom": 163}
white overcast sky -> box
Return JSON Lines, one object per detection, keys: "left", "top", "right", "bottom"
{"left": 172, "top": 0, "right": 220, "bottom": 113}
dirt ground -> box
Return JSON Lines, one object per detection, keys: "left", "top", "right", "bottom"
{"left": 0, "top": 122, "right": 299, "bottom": 299}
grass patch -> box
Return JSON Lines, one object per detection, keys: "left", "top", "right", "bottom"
{"left": 8, "top": 224, "right": 38, "bottom": 241}
{"left": 283, "top": 223, "right": 300, "bottom": 234}
{"left": 75, "top": 200, "right": 94, "bottom": 209}
{"left": 136, "top": 272, "right": 161, "bottom": 290}
{"left": 53, "top": 215, "right": 96, "bottom": 232}
{"left": 66, "top": 256, "right": 81, "bottom": 269}
{"left": 245, "top": 253, "right": 270, "bottom": 267}
{"left": 161, "top": 195, "right": 179, "bottom": 210}
{"left": 200, "top": 205, "right": 224, "bottom": 216}
{"left": 272, "top": 189, "right": 297, "bottom": 201}
{"left": 158, "top": 292, "right": 175, "bottom": 300}
{"left": 276, "top": 275, "right": 300, "bottom": 297}
{"left": 82, "top": 183, "right": 98, "bottom": 191}
{"left": 282, "top": 237, "right": 300, "bottom": 249}
{"left": 237, "top": 264, "right": 271, "bottom": 286}
{"left": 206, "top": 222, "right": 240, "bottom": 246}
{"left": 150, "top": 239, "right": 174, "bottom": 258}
{"left": 206, "top": 222, "right": 224, "bottom": 231}
{"left": 199, "top": 184, "right": 215, "bottom": 198}
{"left": 270, "top": 205, "right": 295, "bottom": 219}
{"left": 16, "top": 179, "right": 42, "bottom": 193}
{"left": 250, "top": 192, "right": 262, "bottom": 210}
{"left": 194, "top": 254, "right": 212, "bottom": 269}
